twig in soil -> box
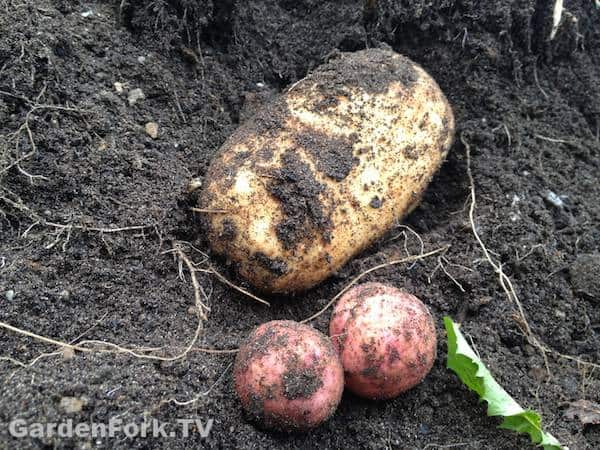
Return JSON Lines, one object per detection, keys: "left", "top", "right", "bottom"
{"left": 461, "top": 133, "right": 600, "bottom": 373}
{"left": 532, "top": 60, "right": 549, "bottom": 100}
{"left": 0, "top": 97, "right": 84, "bottom": 183}
{"left": 534, "top": 134, "right": 576, "bottom": 145}
{"left": 173, "top": 243, "right": 210, "bottom": 318}
{"left": 428, "top": 255, "right": 466, "bottom": 292}
{"left": 171, "top": 87, "right": 187, "bottom": 124}
{"left": 0, "top": 244, "right": 214, "bottom": 363}
{"left": 167, "top": 242, "right": 270, "bottom": 306}
{"left": 301, "top": 245, "right": 449, "bottom": 324}
{"left": 160, "top": 362, "right": 233, "bottom": 407}
{"left": 0, "top": 319, "right": 201, "bottom": 363}
{"left": 195, "top": 266, "right": 270, "bottom": 306}
{"left": 190, "top": 347, "right": 238, "bottom": 355}
{"left": 388, "top": 223, "right": 425, "bottom": 269}
{"left": 190, "top": 207, "right": 229, "bottom": 214}
{"left": 3, "top": 313, "right": 109, "bottom": 376}
{"left": 0, "top": 190, "right": 152, "bottom": 246}
{"left": 462, "top": 133, "right": 549, "bottom": 369}
{"left": 22, "top": 216, "right": 152, "bottom": 252}
{"left": 515, "top": 243, "right": 547, "bottom": 262}
{"left": 46, "top": 223, "right": 151, "bottom": 233}
{"left": 422, "top": 440, "right": 483, "bottom": 449}
{"left": 550, "top": 0, "right": 564, "bottom": 40}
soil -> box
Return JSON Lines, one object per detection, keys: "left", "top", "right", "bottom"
{"left": 0, "top": 1, "right": 599, "bottom": 449}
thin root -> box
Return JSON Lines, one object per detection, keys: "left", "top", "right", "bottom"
{"left": 461, "top": 132, "right": 600, "bottom": 373}
{"left": 301, "top": 245, "right": 449, "bottom": 324}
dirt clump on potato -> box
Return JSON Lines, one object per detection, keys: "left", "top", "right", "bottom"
{"left": 200, "top": 48, "right": 454, "bottom": 293}
{"left": 266, "top": 150, "right": 332, "bottom": 250}
{"left": 293, "top": 130, "right": 359, "bottom": 181}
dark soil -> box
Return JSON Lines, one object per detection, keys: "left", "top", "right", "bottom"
{"left": 1, "top": 1, "right": 599, "bottom": 449}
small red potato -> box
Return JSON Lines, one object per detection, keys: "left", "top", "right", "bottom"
{"left": 234, "top": 320, "right": 344, "bottom": 431}
{"left": 329, "top": 282, "right": 436, "bottom": 400}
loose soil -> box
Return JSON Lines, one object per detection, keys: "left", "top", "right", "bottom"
{"left": 0, "top": 1, "right": 598, "bottom": 449}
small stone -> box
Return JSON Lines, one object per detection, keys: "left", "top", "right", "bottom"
{"left": 418, "top": 423, "right": 430, "bottom": 435}
{"left": 555, "top": 310, "right": 566, "bottom": 319}
{"left": 187, "top": 306, "right": 197, "bottom": 316}
{"left": 145, "top": 122, "right": 158, "bottom": 139}
{"left": 544, "top": 190, "right": 565, "bottom": 208}
{"left": 59, "top": 289, "right": 71, "bottom": 301}
{"left": 186, "top": 178, "right": 203, "bottom": 193}
{"left": 113, "top": 82, "right": 124, "bottom": 94}
{"left": 60, "top": 396, "right": 86, "bottom": 413}
{"left": 128, "top": 88, "right": 145, "bottom": 106}
{"left": 81, "top": 10, "right": 93, "bottom": 18}
{"left": 62, "top": 347, "right": 76, "bottom": 360}
{"left": 5, "top": 290, "right": 15, "bottom": 301}
{"left": 137, "top": 56, "right": 146, "bottom": 64}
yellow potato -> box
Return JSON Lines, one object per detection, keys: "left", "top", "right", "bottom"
{"left": 199, "top": 48, "right": 454, "bottom": 293}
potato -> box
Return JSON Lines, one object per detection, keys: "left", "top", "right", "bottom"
{"left": 199, "top": 48, "right": 454, "bottom": 293}
{"left": 329, "top": 282, "right": 436, "bottom": 400}
{"left": 234, "top": 320, "right": 344, "bottom": 431}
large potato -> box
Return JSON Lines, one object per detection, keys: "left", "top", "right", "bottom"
{"left": 199, "top": 48, "right": 454, "bottom": 293}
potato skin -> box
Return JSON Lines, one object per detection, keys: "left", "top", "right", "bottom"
{"left": 200, "top": 48, "right": 454, "bottom": 293}
{"left": 329, "top": 282, "right": 436, "bottom": 400}
{"left": 234, "top": 320, "right": 344, "bottom": 431}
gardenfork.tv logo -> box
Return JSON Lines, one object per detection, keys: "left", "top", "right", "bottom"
{"left": 8, "top": 417, "right": 213, "bottom": 439}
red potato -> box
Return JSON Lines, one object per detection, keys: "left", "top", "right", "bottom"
{"left": 234, "top": 320, "right": 344, "bottom": 431}
{"left": 329, "top": 282, "right": 436, "bottom": 400}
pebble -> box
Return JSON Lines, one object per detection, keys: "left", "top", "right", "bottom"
{"left": 62, "top": 347, "right": 76, "bottom": 360}
{"left": 145, "top": 122, "right": 159, "bottom": 139}
{"left": 545, "top": 190, "right": 565, "bottom": 208}
{"left": 5, "top": 290, "right": 15, "bottom": 301}
{"left": 60, "top": 396, "right": 86, "bottom": 413}
{"left": 186, "top": 178, "right": 203, "bottom": 193}
{"left": 128, "top": 88, "right": 145, "bottom": 106}
{"left": 137, "top": 56, "right": 146, "bottom": 64}
{"left": 113, "top": 81, "right": 124, "bottom": 94}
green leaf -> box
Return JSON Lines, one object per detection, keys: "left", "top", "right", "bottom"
{"left": 443, "top": 316, "right": 564, "bottom": 450}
